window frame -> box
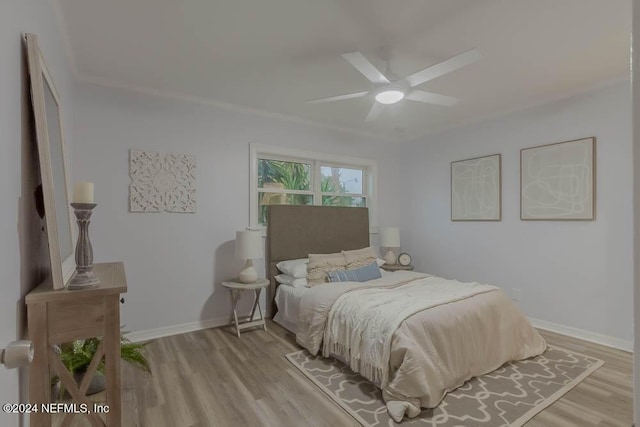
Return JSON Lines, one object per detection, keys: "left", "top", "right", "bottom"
{"left": 250, "top": 143, "right": 378, "bottom": 233}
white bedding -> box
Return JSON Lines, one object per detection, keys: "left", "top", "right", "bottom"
{"left": 273, "top": 268, "right": 391, "bottom": 334}
{"left": 273, "top": 285, "right": 308, "bottom": 333}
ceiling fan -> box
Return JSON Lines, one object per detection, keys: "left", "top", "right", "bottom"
{"left": 306, "top": 49, "right": 481, "bottom": 121}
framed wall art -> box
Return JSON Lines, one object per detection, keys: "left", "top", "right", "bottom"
{"left": 520, "top": 137, "right": 595, "bottom": 220}
{"left": 451, "top": 154, "right": 501, "bottom": 221}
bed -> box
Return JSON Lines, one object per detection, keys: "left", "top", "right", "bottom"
{"left": 266, "top": 205, "right": 546, "bottom": 422}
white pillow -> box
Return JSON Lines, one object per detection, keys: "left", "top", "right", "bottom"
{"left": 275, "top": 274, "right": 308, "bottom": 288}
{"left": 276, "top": 257, "right": 381, "bottom": 277}
{"left": 276, "top": 258, "right": 309, "bottom": 278}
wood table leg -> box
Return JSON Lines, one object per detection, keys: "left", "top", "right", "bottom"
{"left": 49, "top": 349, "right": 104, "bottom": 427}
{"left": 28, "top": 302, "right": 51, "bottom": 427}
{"left": 230, "top": 290, "right": 241, "bottom": 338}
{"left": 255, "top": 289, "right": 266, "bottom": 331}
{"left": 249, "top": 290, "right": 260, "bottom": 321}
{"left": 104, "top": 295, "right": 121, "bottom": 427}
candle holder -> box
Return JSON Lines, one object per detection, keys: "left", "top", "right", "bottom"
{"left": 68, "top": 202, "right": 100, "bottom": 290}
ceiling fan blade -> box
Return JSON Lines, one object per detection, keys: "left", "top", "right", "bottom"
{"left": 305, "top": 91, "right": 369, "bottom": 104}
{"left": 365, "top": 102, "right": 384, "bottom": 122}
{"left": 342, "top": 52, "right": 390, "bottom": 84}
{"left": 406, "top": 90, "right": 459, "bottom": 106}
{"left": 405, "top": 48, "right": 481, "bottom": 88}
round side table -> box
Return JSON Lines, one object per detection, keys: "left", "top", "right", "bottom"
{"left": 221, "top": 278, "right": 269, "bottom": 337}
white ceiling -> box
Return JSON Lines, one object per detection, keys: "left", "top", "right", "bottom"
{"left": 56, "top": 0, "right": 631, "bottom": 141}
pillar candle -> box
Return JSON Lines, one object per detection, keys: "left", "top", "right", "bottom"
{"left": 73, "top": 182, "right": 94, "bottom": 203}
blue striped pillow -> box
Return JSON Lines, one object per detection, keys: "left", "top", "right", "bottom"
{"left": 327, "top": 262, "right": 382, "bottom": 283}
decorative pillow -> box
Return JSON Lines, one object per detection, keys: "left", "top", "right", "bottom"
{"left": 276, "top": 258, "right": 309, "bottom": 278}
{"left": 327, "top": 262, "right": 382, "bottom": 283}
{"left": 275, "top": 274, "right": 308, "bottom": 288}
{"left": 307, "top": 252, "right": 346, "bottom": 286}
{"left": 343, "top": 246, "right": 378, "bottom": 270}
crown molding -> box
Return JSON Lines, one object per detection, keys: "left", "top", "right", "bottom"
{"left": 51, "top": 0, "right": 397, "bottom": 143}
{"left": 48, "top": 0, "right": 400, "bottom": 144}
{"left": 404, "top": 74, "right": 630, "bottom": 144}
{"left": 75, "top": 73, "right": 402, "bottom": 144}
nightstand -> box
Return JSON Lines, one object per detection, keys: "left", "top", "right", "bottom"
{"left": 221, "top": 279, "right": 269, "bottom": 337}
{"left": 380, "top": 264, "right": 414, "bottom": 272}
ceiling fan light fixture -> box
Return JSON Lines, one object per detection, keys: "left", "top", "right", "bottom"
{"left": 375, "top": 89, "right": 405, "bottom": 105}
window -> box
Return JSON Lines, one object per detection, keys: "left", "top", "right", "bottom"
{"left": 320, "top": 165, "right": 367, "bottom": 208}
{"left": 257, "top": 158, "right": 313, "bottom": 225}
{"left": 250, "top": 144, "right": 377, "bottom": 230}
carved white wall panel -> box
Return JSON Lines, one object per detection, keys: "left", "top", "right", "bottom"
{"left": 129, "top": 149, "right": 196, "bottom": 213}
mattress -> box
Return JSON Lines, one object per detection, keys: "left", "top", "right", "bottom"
{"left": 273, "top": 285, "right": 308, "bottom": 334}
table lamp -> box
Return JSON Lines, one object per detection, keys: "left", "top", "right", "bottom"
{"left": 235, "top": 230, "right": 263, "bottom": 284}
{"left": 380, "top": 227, "right": 400, "bottom": 265}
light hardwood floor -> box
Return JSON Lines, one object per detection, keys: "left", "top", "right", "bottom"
{"left": 59, "top": 321, "right": 633, "bottom": 426}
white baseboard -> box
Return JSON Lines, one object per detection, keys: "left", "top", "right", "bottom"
{"left": 125, "top": 316, "right": 231, "bottom": 342}
{"left": 125, "top": 309, "right": 273, "bottom": 342}
{"left": 529, "top": 317, "right": 632, "bottom": 353}
{"left": 125, "top": 314, "right": 632, "bottom": 354}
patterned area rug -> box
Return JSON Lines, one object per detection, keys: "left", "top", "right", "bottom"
{"left": 286, "top": 347, "right": 603, "bottom": 426}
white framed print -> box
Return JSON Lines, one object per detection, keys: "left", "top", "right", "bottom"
{"left": 451, "top": 154, "right": 501, "bottom": 221}
{"left": 521, "top": 137, "right": 595, "bottom": 220}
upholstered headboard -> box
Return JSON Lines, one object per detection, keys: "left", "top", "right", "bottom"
{"left": 266, "top": 205, "right": 370, "bottom": 314}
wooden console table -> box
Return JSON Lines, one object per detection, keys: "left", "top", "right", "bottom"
{"left": 26, "top": 262, "right": 127, "bottom": 427}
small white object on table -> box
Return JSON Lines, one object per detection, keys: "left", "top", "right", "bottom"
{"left": 73, "top": 181, "right": 94, "bottom": 203}
{"left": 221, "top": 278, "right": 269, "bottom": 337}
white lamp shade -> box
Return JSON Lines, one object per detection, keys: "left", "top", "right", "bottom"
{"left": 380, "top": 227, "right": 400, "bottom": 247}
{"left": 235, "top": 230, "right": 263, "bottom": 260}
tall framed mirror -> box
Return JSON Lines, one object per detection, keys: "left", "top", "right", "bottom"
{"left": 26, "top": 33, "right": 75, "bottom": 289}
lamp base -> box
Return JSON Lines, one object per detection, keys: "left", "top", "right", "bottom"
{"left": 383, "top": 249, "right": 397, "bottom": 265}
{"left": 238, "top": 260, "right": 258, "bottom": 284}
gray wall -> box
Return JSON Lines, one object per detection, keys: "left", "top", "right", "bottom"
{"left": 72, "top": 82, "right": 404, "bottom": 334}
{"left": 72, "top": 79, "right": 634, "bottom": 351}
{"left": 0, "top": 0, "right": 76, "bottom": 425}
{"left": 400, "top": 81, "right": 632, "bottom": 347}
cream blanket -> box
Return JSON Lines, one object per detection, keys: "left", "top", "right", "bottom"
{"left": 323, "top": 276, "right": 498, "bottom": 387}
{"left": 296, "top": 271, "right": 546, "bottom": 422}
{"left": 296, "top": 271, "right": 427, "bottom": 353}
